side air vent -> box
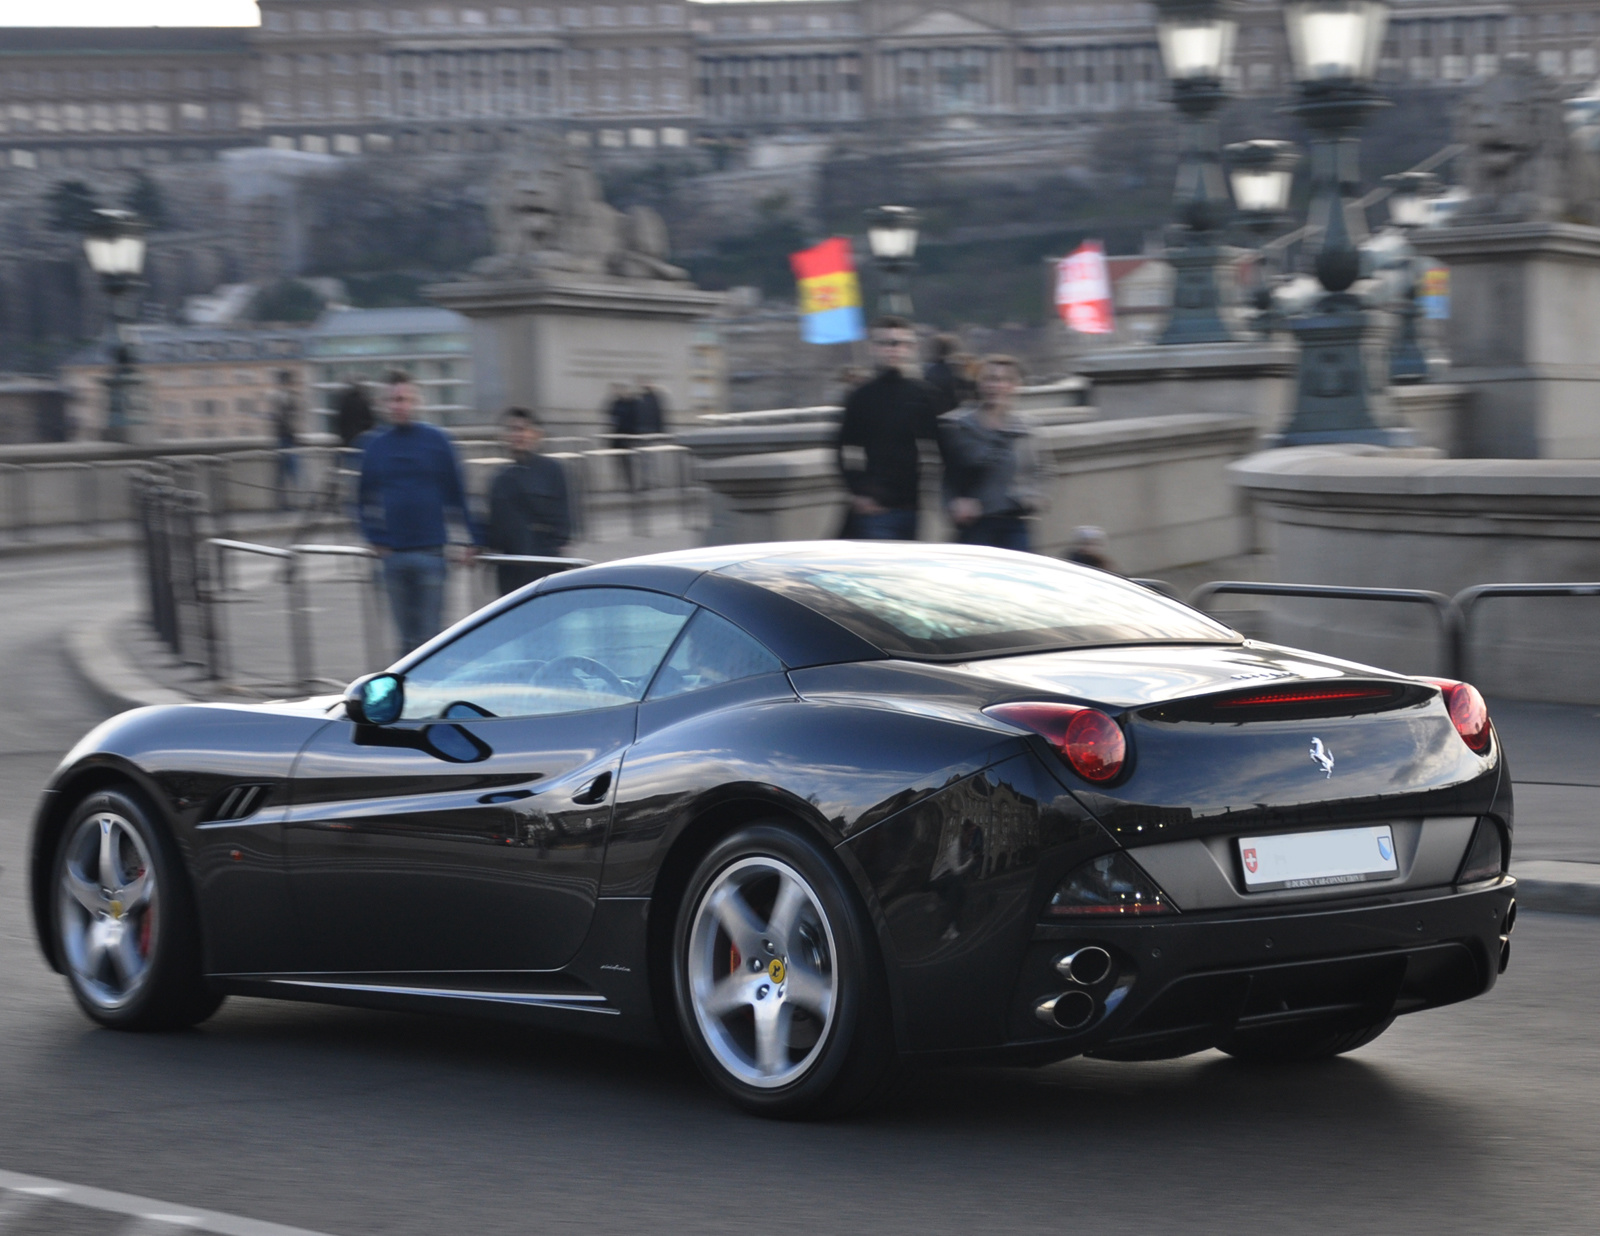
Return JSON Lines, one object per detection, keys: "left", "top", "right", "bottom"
{"left": 201, "top": 783, "right": 273, "bottom": 823}
{"left": 1143, "top": 682, "right": 1428, "bottom": 725}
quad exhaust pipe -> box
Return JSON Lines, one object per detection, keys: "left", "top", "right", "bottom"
{"left": 1055, "top": 946, "right": 1112, "bottom": 986}
{"left": 1035, "top": 990, "right": 1097, "bottom": 1031}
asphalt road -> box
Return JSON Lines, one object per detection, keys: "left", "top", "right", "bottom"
{"left": 2, "top": 550, "right": 1597, "bottom": 1236}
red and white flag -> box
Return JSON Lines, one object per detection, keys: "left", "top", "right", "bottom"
{"left": 1056, "top": 241, "right": 1115, "bottom": 335}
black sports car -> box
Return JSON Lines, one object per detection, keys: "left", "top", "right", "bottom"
{"left": 31, "top": 543, "right": 1515, "bottom": 1117}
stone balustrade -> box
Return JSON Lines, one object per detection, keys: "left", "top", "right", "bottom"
{"left": 1231, "top": 446, "right": 1600, "bottom": 702}
{"left": 693, "top": 412, "right": 1258, "bottom": 575}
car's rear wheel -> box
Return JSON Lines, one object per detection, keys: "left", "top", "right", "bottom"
{"left": 672, "top": 823, "right": 895, "bottom": 1118}
{"left": 53, "top": 789, "right": 223, "bottom": 1031}
{"left": 1221, "top": 1016, "right": 1394, "bottom": 1063}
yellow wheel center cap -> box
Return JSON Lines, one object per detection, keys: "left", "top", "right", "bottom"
{"left": 767, "top": 957, "right": 786, "bottom": 984}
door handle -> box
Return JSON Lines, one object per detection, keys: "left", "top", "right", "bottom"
{"left": 571, "top": 771, "right": 613, "bottom": 805}
{"left": 478, "top": 789, "right": 534, "bottom": 805}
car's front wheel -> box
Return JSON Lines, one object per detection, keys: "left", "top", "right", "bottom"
{"left": 672, "top": 823, "right": 895, "bottom": 1118}
{"left": 53, "top": 788, "right": 223, "bottom": 1031}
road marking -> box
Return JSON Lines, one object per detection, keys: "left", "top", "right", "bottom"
{"left": 0, "top": 1170, "right": 339, "bottom": 1236}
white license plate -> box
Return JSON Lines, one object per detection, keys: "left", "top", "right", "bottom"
{"left": 1237, "top": 825, "right": 1398, "bottom": 892}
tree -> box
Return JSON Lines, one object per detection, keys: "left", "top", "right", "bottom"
{"left": 47, "top": 180, "right": 102, "bottom": 233}
{"left": 250, "top": 279, "right": 327, "bottom": 323}
{"left": 123, "top": 171, "right": 168, "bottom": 230}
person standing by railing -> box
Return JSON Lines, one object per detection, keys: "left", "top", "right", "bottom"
{"left": 835, "top": 315, "right": 944, "bottom": 540}
{"left": 357, "top": 371, "right": 484, "bottom": 655}
{"left": 271, "top": 369, "right": 301, "bottom": 511}
{"left": 485, "top": 407, "right": 572, "bottom": 596}
{"left": 938, "top": 354, "right": 1043, "bottom": 552}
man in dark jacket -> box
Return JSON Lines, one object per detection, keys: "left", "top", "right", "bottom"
{"left": 485, "top": 408, "right": 573, "bottom": 596}
{"left": 922, "top": 333, "right": 970, "bottom": 415}
{"left": 605, "top": 382, "right": 641, "bottom": 491}
{"left": 358, "top": 371, "right": 484, "bottom": 655}
{"left": 334, "top": 381, "right": 375, "bottom": 447}
{"left": 836, "top": 316, "right": 943, "bottom": 540}
{"left": 635, "top": 379, "right": 668, "bottom": 435}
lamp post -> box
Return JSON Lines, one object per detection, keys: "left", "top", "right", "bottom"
{"left": 1226, "top": 139, "right": 1300, "bottom": 336}
{"left": 1154, "top": 0, "right": 1241, "bottom": 345}
{"left": 1277, "top": 0, "right": 1402, "bottom": 444}
{"left": 865, "top": 205, "right": 921, "bottom": 318}
{"left": 82, "top": 208, "right": 149, "bottom": 444}
{"left": 1382, "top": 169, "right": 1441, "bottom": 384}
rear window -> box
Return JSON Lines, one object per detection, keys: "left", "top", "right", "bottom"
{"left": 719, "top": 548, "right": 1238, "bottom": 660}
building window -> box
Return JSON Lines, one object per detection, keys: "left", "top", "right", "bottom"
{"left": 363, "top": 9, "right": 387, "bottom": 30}
{"left": 266, "top": 11, "right": 290, "bottom": 32}
{"left": 563, "top": 6, "right": 586, "bottom": 26}
{"left": 596, "top": 6, "right": 618, "bottom": 26}
{"left": 330, "top": 10, "right": 354, "bottom": 31}
{"left": 657, "top": 4, "right": 680, "bottom": 25}
{"left": 428, "top": 8, "right": 453, "bottom": 25}
{"left": 463, "top": 8, "right": 488, "bottom": 26}
{"left": 629, "top": 48, "right": 650, "bottom": 69}
{"left": 296, "top": 11, "right": 323, "bottom": 32}
{"left": 628, "top": 5, "right": 649, "bottom": 24}
{"left": 496, "top": 6, "right": 519, "bottom": 22}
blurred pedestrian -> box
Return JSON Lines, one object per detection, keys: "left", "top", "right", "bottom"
{"left": 635, "top": 378, "right": 668, "bottom": 435}
{"left": 923, "top": 333, "right": 972, "bottom": 414}
{"left": 939, "top": 354, "right": 1043, "bottom": 552}
{"left": 334, "top": 380, "right": 375, "bottom": 447}
{"left": 604, "top": 381, "right": 641, "bottom": 491}
{"left": 485, "top": 408, "right": 572, "bottom": 596}
{"left": 270, "top": 369, "right": 301, "bottom": 511}
{"left": 358, "top": 371, "right": 484, "bottom": 655}
{"left": 1065, "top": 525, "right": 1118, "bottom": 573}
{"left": 836, "top": 315, "right": 944, "bottom": 540}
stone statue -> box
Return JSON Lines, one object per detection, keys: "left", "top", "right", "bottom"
{"left": 1455, "top": 57, "right": 1600, "bottom": 225}
{"left": 477, "top": 139, "right": 687, "bottom": 280}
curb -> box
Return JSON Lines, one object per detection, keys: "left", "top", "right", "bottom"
{"left": 1508, "top": 861, "right": 1600, "bottom": 917}
{"left": 65, "top": 607, "right": 194, "bottom": 714}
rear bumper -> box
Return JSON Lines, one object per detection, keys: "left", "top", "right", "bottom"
{"left": 982, "top": 879, "right": 1515, "bottom": 1065}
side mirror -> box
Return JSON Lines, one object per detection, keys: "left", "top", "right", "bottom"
{"left": 345, "top": 672, "right": 404, "bottom": 726}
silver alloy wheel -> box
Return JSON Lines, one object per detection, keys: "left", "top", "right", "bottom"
{"left": 57, "top": 811, "right": 159, "bottom": 1012}
{"left": 686, "top": 855, "right": 839, "bottom": 1090}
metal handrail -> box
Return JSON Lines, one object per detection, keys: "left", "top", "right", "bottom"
{"left": 1188, "top": 580, "right": 1461, "bottom": 677}
{"left": 476, "top": 553, "right": 594, "bottom": 568}
{"left": 1450, "top": 581, "right": 1600, "bottom": 683}
{"left": 209, "top": 537, "right": 314, "bottom": 692}
{"left": 1129, "top": 577, "right": 1182, "bottom": 600}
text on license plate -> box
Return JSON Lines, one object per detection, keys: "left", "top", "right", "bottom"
{"left": 1237, "top": 825, "right": 1398, "bottom": 891}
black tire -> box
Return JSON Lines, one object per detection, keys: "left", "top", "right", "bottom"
{"left": 671, "top": 822, "right": 896, "bottom": 1119}
{"left": 1221, "top": 1017, "right": 1394, "bottom": 1064}
{"left": 51, "top": 788, "right": 223, "bottom": 1031}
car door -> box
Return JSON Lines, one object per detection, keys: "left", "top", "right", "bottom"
{"left": 283, "top": 586, "right": 694, "bottom": 976}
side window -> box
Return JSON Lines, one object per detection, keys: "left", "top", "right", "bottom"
{"left": 646, "top": 609, "right": 783, "bottom": 700}
{"left": 402, "top": 587, "right": 693, "bottom": 719}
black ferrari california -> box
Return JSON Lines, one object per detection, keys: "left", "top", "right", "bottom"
{"left": 31, "top": 543, "right": 1515, "bottom": 1116}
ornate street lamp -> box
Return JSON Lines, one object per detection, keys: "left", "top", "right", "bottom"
{"left": 1154, "top": 0, "right": 1241, "bottom": 345}
{"left": 82, "top": 208, "right": 149, "bottom": 443}
{"left": 1277, "top": 0, "right": 1402, "bottom": 444}
{"left": 1226, "top": 139, "right": 1300, "bottom": 335}
{"left": 1382, "top": 169, "right": 1442, "bottom": 383}
{"left": 865, "top": 205, "right": 920, "bottom": 317}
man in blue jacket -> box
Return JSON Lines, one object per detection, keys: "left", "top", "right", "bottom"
{"left": 358, "top": 372, "right": 484, "bottom": 655}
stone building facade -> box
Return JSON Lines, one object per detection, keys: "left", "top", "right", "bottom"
{"left": 6, "top": 2, "right": 1600, "bottom": 171}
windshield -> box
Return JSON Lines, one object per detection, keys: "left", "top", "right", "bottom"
{"left": 719, "top": 548, "right": 1238, "bottom": 659}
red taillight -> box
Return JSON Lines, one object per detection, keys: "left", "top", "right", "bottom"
{"left": 985, "top": 702, "right": 1128, "bottom": 783}
{"left": 1423, "top": 678, "right": 1492, "bottom": 753}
